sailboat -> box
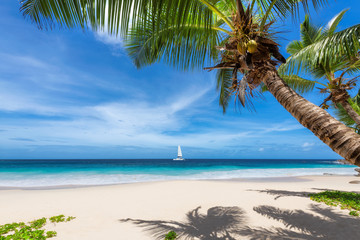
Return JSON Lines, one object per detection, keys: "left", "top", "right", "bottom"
{"left": 173, "top": 145, "right": 185, "bottom": 161}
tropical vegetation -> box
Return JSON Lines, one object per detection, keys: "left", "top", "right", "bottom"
{"left": 279, "top": 9, "right": 360, "bottom": 127}
{"left": 19, "top": 0, "right": 360, "bottom": 165}
{"left": 0, "top": 215, "right": 75, "bottom": 240}
{"left": 309, "top": 191, "right": 360, "bottom": 217}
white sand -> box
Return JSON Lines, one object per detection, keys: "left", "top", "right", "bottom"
{"left": 1, "top": 175, "right": 360, "bottom": 239}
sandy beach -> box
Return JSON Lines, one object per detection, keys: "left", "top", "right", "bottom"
{"left": 1, "top": 175, "right": 360, "bottom": 239}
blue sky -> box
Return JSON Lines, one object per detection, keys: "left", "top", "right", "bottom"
{"left": 0, "top": 0, "right": 359, "bottom": 159}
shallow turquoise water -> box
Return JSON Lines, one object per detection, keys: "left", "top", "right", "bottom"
{"left": 0, "top": 159, "right": 356, "bottom": 187}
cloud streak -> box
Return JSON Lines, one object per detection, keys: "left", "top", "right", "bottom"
{"left": 0, "top": 51, "right": 332, "bottom": 158}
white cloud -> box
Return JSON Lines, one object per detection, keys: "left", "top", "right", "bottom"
{"left": 0, "top": 54, "right": 219, "bottom": 148}
{"left": 2, "top": 54, "right": 48, "bottom": 69}
{"left": 302, "top": 142, "right": 315, "bottom": 151}
{"left": 95, "top": 31, "right": 122, "bottom": 46}
{"left": 0, "top": 74, "right": 272, "bottom": 150}
{"left": 0, "top": 54, "right": 325, "bottom": 156}
{"left": 94, "top": 31, "right": 125, "bottom": 56}
{"left": 0, "top": 101, "right": 250, "bottom": 149}
{"left": 262, "top": 124, "right": 303, "bottom": 133}
{"left": 302, "top": 142, "right": 314, "bottom": 148}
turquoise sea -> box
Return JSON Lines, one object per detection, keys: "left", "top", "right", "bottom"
{"left": 0, "top": 159, "right": 356, "bottom": 187}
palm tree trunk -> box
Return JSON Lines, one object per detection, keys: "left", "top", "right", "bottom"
{"left": 339, "top": 100, "right": 360, "bottom": 127}
{"left": 262, "top": 65, "right": 360, "bottom": 166}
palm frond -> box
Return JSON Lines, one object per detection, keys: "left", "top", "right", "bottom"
{"left": 300, "top": 15, "right": 323, "bottom": 46}
{"left": 256, "top": 0, "right": 329, "bottom": 21}
{"left": 343, "top": 59, "right": 360, "bottom": 75}
{"left": 125, "top": 18, "right": 222, "bottom": 70}
{"left": 198, "top": 0, "right": 233, "bottom": 30}
{"left": 280, "top": 74, "right": 316, "bottom": 94}
{"left": 20, "top": 0, "right": 215, "bottom": 37}
{"left": 260, "top": 0, "right": 278, "bottom": 30}
{"left": 281, "top": 24, "right": 360, "bottom": 76}
{"left": 216, "top": 68, "right": 233, "bottom": 113}
{"left": 20, "top": 0, "right": 88, "bottom": 29}
{"left": 286, "top": 40, "right": 304, "bottom": 55}
{"left": 262, "top": 72, "right": 316, "bottom": 94}
{"left": 20, "top": 0, "right": 330, "bottom": 34}
{"left": 334, "top": 99, "right": 360, "bottom": 128}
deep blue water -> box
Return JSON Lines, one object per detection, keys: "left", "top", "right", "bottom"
{"left": 0, "top": 159, "right": 356, "bottom": 187}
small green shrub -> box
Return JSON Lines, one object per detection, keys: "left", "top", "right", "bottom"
{"left": 46, "top": 231, "right": 57, "bottom": 238}
{"left": 49, "top": 215, "right": 65, "bottom": 223}
{"left": 66, "top": 216, "right": 76, "bottom": 222}
{"left": 49, "top": 215, "right": 76, "bottom": 223}
{"left": 349, "top": 210, "right": 359, "bottom": 217}
{"left": 309, "top": 191, "right": 360, "bottom": 216}
{"left": 0, "top": 215, "right": 75, "bottom": 239}
{"left": 165, "top": 231, "right": 177, "bottom": 240}
{"left": 29, "top": 217, "right": 47, "bottom": 229}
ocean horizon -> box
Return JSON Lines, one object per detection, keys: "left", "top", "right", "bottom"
{"left": 0, "top": 159, "right": 356, "bottom": 187}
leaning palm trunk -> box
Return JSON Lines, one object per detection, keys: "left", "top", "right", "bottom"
{"left": 339, "top": 100, "right": 360, "bottom": 127}
{"left": 262, "top": 62, "right": 360, "bottom": 166}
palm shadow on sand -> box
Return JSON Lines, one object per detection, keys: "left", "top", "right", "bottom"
{"left": 120, "top": 206, "right": 246, "bottom": 240}
{"left": 238, "top": 204, "right": 360, "bottom": 239}
{"left": 120, "top": 196, "right": 360, "bottom": 239}
{"left": 239, "top": 188, "right": 360, "bottom": 239}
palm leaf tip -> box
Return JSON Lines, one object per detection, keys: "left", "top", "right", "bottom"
{"left": 20, "top": 0, "right": 88, "bottom": 30}
{"left": 326, "top": 9, "right": 349, "bottom": 35}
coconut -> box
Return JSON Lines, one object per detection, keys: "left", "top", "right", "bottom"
{"left": 246, "top": 40, "right": 258, "bottom": 53}
{"left": 237, "top": 42, "right": 246, "bottom": 55}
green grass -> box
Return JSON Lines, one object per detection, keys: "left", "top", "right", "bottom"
{"left": 0, "top": 215, "right": 76, "bottom": 240}
{"left": 309, "top": 191, "right": 360, "bottom": 216}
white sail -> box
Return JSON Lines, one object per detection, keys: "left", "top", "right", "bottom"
{"left": 173, "top": 145, "right": 185, "bottom": 160}
{"left": 177, "top": 145, "right": 182, "bottom": 158}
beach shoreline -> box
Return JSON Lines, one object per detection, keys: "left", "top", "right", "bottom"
{"left": 1, "top": 175, "right": 360, "bottom": 239}
{"left": 0, "top": 174, "right": 356, "bottom": 190}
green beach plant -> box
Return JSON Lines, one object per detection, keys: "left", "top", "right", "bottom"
{"left": 309, "top": 191, "right": 360, "bottom": 217}
{"left": 29, "top": 217, "right": 47, "bottom": 229}
{"left": 19, "top": 0, "right": 360, "bottom": 166}
{"left": 49, "top": 214, "right": 75, "bottom": 223}
{"left": 164, "top": 231, "right": 177, "bottom": 240}
{"left": 0, "top": 215, "right": 75, "bottom": 240}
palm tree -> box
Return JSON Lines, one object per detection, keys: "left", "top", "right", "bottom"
{"left": 19, "top": 0, "right": 360, "bottom": 166}
{"left": 279, "top": 9, "right": 360, "bottom": 126}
